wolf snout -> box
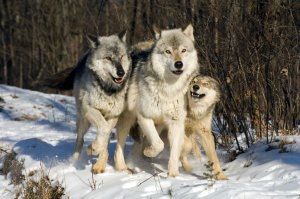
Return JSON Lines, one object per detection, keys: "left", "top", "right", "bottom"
{"left": 117, "top": 68, "right": 125, "bottom": 77}
{"left": 174, "top": 61, "right": 183, "bottom": 69}
{"left": 192, "top": 85, "right": 200, "bottom": 91}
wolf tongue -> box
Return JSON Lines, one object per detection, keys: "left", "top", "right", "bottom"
{"left": 114, "top": 77, "right": 123, "bottom": 84}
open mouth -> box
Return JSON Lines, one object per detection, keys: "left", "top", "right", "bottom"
{"left": 172, "top": 70, "right": 183, "bottom": 75}
{"left": 190, "top": 91, "right": 205, "bottom": 99}
{"left": 112, "top": 77, "right": 124, "bottom": 84}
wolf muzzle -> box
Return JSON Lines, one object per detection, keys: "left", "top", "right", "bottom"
{"left": 114, "top": 62, "right": 125, "bottom": 78}
{"left": 174, "top": 61, "right": 183, "bottom": 69}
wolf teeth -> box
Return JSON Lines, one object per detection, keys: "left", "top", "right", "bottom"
{"left": 191, "top": 92, "right": 205, "bottom": 99}
{"left": 113, "top": 77, "right": 124, "bottom": 84}
{"left": 172, "top": 70, "right": 183, "bottom": 75}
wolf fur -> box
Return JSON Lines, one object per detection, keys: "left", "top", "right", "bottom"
{"left": 51, "top": 32, "right": 131, "bottom": 174}
{"left": 114, "top": 25, "right": 199, "bottom": 176}
{"left": 180, "top": 75, "right": 228, "bottom": 180}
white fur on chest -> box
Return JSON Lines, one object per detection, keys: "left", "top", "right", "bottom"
{"left": 82, "top": 84, "right": 126, "bottom": 118}
{"left": 188, "top": 97, "right": 215, "bottom": 121}
{"left": 138, "top": 78, "right": 187, "bottom": 121}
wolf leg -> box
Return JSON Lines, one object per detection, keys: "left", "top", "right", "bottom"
{"left": 85, "top": 107, "right": 110, "bottom": 155}
{"left": 191, "top": 133, "right": 201, "bottom": 158}
{"left": 167, "top": 120, "right": 185, "bottom": 177}
{"left": 73, "top": 116, "right": 90, "bottom": 160}
{"left": 114, "top": 111, "right": 136, "bottom": 171}
{"left": 198, "top": 127, "right": 228, "bottom": 180}
{"left": 180, "top": 135, "right": 193, "bottom": 172}
{"left": 137, "top": 114, "right": 164, "bottom": 157}
{"left": 92, "top": 117, "right": 118, "bottom": 174}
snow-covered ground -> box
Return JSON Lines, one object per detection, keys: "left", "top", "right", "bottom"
{"left": 0, "top": 85, "right": 299, "bottom": 199}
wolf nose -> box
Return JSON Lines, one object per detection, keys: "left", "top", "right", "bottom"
{"left": 117, "top": 69, "right": 125, "bottom": 77}
{"left": 174, "top": 61, "right": 183, "bottom": 69}
{"left": 193, "top": 85, "right": 200, "bottom": 91}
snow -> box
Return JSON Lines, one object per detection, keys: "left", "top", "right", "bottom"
{"left": 0, "top": 84, "right": 300, "bottom": 199}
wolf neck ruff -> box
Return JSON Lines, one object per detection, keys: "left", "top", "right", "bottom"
{"left": 88, "top": 67, "right": 127, "bottom": 96}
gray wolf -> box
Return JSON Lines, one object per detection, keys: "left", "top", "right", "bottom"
{"left": 44, "top": 32, "right": 131, "bottom": 174}
{"left": 114, "top": 24, "right": 199, "bottom": 177}
{"left": 180, "top": 75, "right": 228, "bottom": 180}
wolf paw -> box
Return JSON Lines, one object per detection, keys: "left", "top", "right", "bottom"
{"left": 216, "top": 172, "right": 228, "bottom": 180}
{"left": 143, "top": 143, "right": 164, "bottom": 157}
{"left": 86, "top": 143, "right": 100, "bottom": 156}
{"left": 168, "top": 169, "right": 179, "bottom": 177}
{"left": 73, "top": 152, "right": 80, "bottom": 160}
{"left": 92, "top": 162, "right": 106, "bottom": 174}
{"left": 182, "top": 161, "right": 192, "bottom": 173}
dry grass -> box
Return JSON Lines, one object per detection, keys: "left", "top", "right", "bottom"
{"left": 16, "top": 168, "right": 66, "bottom": 199}
{"left": 0, "top": 147, "right": 66, "bottom": 198}
{"left": 266, "top": 138, "right": 296, "bottom": 153}
{"left": 0, "top": 149, "right": 25, "bottom": 185}
{"left": 14, "top": 114, "right": 39, "bottom": 121}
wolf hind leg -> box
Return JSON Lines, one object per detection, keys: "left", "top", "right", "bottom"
{"left": 73, "top": 115, "right": 90, "bottom": 160}
{"left": 114, "top": 111, "right": 136, "bottom": 171}
{"left": 198, "top": 127, "right": 228, "bottom": 180}
{"left": 137, "top": 115, "right": 164, "bottom": 157}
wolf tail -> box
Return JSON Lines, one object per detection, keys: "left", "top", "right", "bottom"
{"left": 40, "top": 67, "right": 76, "bottom": 90}
{"left": 39, "top": 52, "right": 88, "bottom": 90}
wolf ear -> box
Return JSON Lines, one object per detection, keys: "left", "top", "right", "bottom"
{"left": 152, "top": 25, "right": 161, "bottom": 40}
{"left": 118, "top": 30, "right": 127, "bottom": 43}
{"left": 86, "top": 34, "right": 100, "bottom": 48}
{"left": 183, "top": 24, "right": 194, "bottom": 42}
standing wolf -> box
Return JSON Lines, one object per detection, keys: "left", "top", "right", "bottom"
{"left": 114, "top": 25, "right": 199, "bottom": 176}
{"left": 180, "top": 75, "right": 228, "bottom": 180}
{"left": 45, "top": 32, "right": 131, "bottom": 174}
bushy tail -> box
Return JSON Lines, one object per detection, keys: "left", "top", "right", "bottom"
{"left": 39, "top": 52, "right": 89, "bottom": 91}
{"left": 40, "top": 67, "right": 76, "bottom": 90}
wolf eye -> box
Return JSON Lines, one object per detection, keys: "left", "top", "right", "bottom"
{"left": 203, "top": 82, "right": 209, "bottom": 86}
{"left": 165, "top": 50, "right": 171, "bottom": 54}
{"left": 182, "top": 49, "right": 187, "bottom": 53}
{"left": 105, "top": 56, "right": 112, "bottom": 61}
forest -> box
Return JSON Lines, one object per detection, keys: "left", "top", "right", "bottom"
{"left": 0, "top": 0, "right": 299, "bottom": 152}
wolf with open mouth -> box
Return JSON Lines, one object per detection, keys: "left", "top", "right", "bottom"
{"left": 181, "top": 75, "right": 228, "bottom": 180}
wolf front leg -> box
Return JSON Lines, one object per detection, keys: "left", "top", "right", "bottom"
{"left": 85, "top": 107, "right": 110, "bottom": 155}
{"left": 91, "top": 117, "right": 119, "bottom": 174}
{"left": 168, "top": 120, "right": 185, "bottom": 177}
{"left": 114, "top": 111, "right": 136, "bottom": 171}
{"left": 137, "top": 114, "right": 164, "bottom": 157}
{"left": 198, "top": 126, "right": 228, "bottom": 180}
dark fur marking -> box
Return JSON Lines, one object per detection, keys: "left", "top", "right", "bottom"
{"left": 88, "top": 69, "right": 124, "bottom": 96}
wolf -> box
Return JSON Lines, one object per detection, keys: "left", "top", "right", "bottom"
{"left": 180, "top": 75, "right": 228, "bottom": 180}
{"left": 113, "top": 24, "right": 199, "bottom": 176}
{"left": 44, "top": 32, "right": 131, "bottom": 174}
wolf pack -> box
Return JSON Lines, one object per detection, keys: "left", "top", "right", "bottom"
{"left": 47, "top": 24, "right": 227, "bottom": 180}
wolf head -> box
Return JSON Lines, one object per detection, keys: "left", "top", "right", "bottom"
{"left": 86, "top": 31, "right": 131, "bottom": 94}
{"left": 151, "top": 24, "right": 198, "bottom": 82}
{"left": 188, "top": 75, "right": 220, "bottom": 104}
